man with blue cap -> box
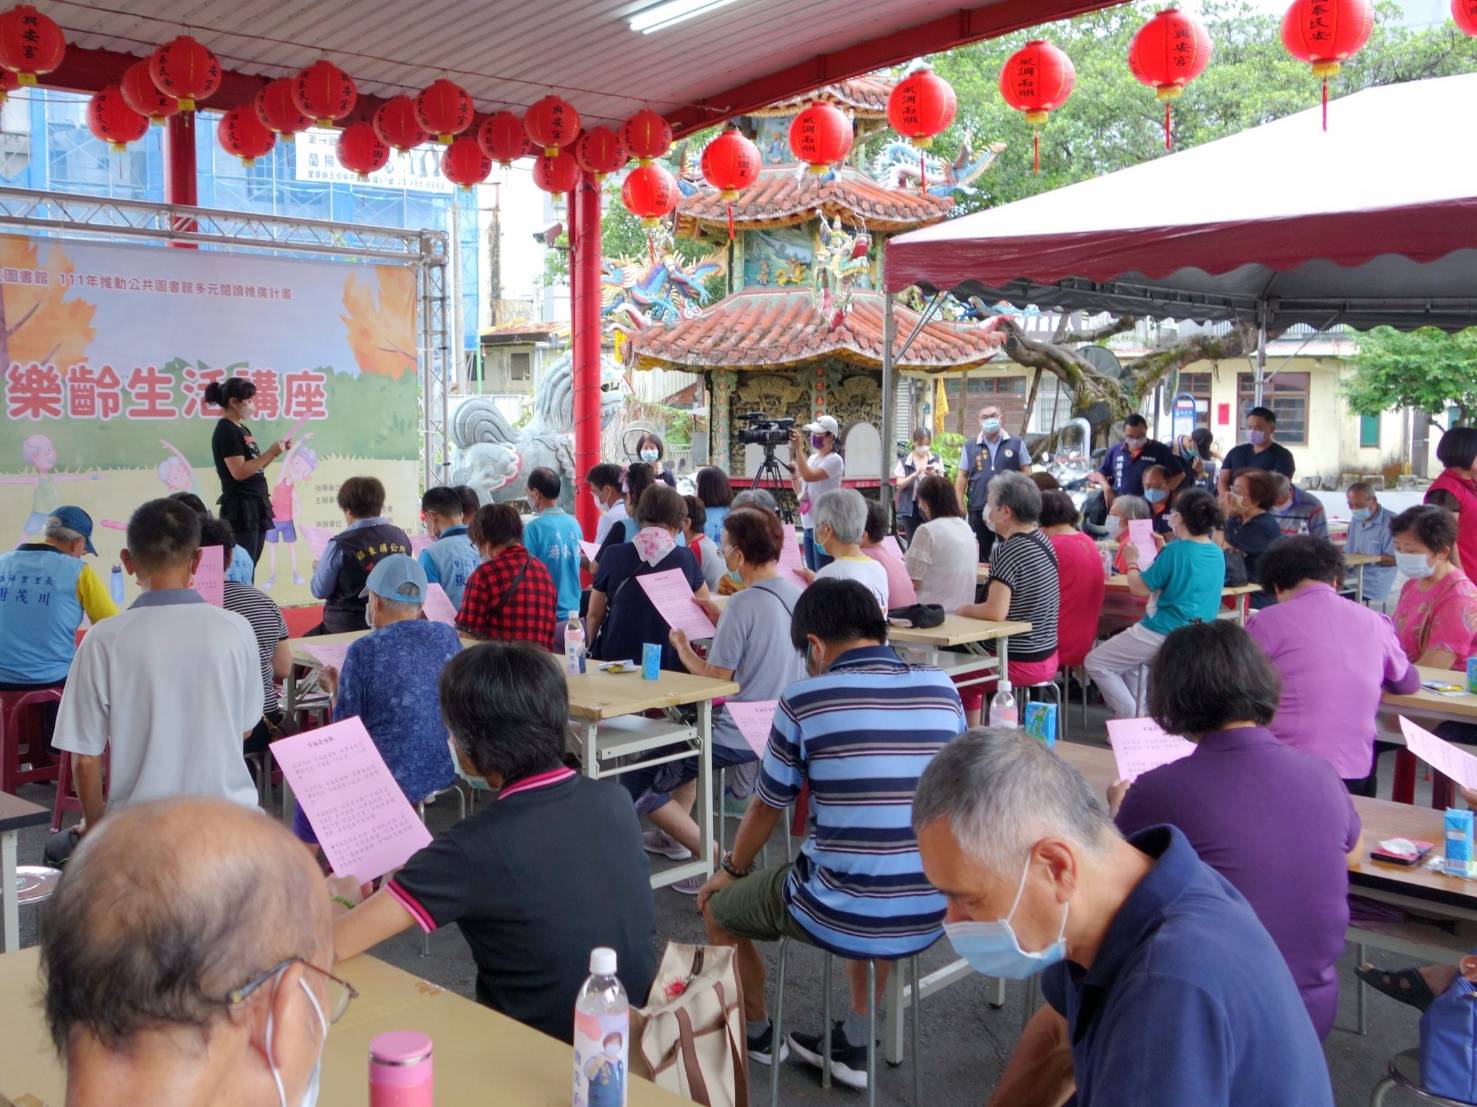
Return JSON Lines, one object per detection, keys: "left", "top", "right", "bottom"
{"left": 291, "top": 553, "right": 463, "bottom": 846}
{"left": 0, "top": 505, "right": 118, "bottom": 691}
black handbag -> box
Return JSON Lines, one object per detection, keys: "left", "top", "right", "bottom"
{"left": 888, "top": 603, "right": 946, "bottom": 628}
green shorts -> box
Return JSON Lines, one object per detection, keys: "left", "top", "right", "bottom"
{"left": 707, "top": 863, "right": 816, "bottom": 946}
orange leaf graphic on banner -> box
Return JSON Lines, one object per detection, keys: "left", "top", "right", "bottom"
{"left": 341, "top": 267, "right": 415, "bottom": 379}
{"left": 0, "top": 237, "right": 96, "bottom": 370}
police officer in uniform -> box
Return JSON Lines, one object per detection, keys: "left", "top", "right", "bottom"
{"left": 954, "top": 403, "right": 1031, "bottom": 562}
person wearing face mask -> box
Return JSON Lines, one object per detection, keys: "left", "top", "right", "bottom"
{"left": 807, "top": 488, "right": 889, "bottom": 613}
{"left": 956, "top": 404, "right": 1031, "bottom": 562}
{"left": 1217, "top": 405, "right": 1296, "bottom": 493}
{"left": 1268, "top": 473, "right": 1328, "bottom": 539}
{"left": 456, "top": 504, "right": 560, "bottom": 649}
{"left": 586, "top": 463, "right": 628, "bottom": 545}
{"left": 521, "top": 467, "right": 585, "bottom": 633}
{"left": 309, "top": 476, "right": 412, "bottom": 633}
{"left": 894, "top": 427, "right": 943, "bottom": 541}
{"left": 913, "top": 729, "right": 1335, "bottom": 1107}
{"left": 1220, "top": 470, "right": 1281, "bottom": 602}
{"left": 1341, "top": 481, "right": 1396, "bottom": 604}
{"left": 1424, "top": 425, "right": 1477, "bottom": 583}
{"left": 860, "top": 497, "right": 919, "bottom": 606}
{"left": 788, "top": 415, "right": 846, "bottom": 570}
{"left": 1171, "top": 427, "right": 1218, "bottom": 493}
{"left": 698, "top": 579, "right": 963, "bottom": 1088}
{"left": 1140, "top": 464, "right": 1174, "bottom": 534}
{"left": 41, "top": 797, "right": 345, "bottom": 1107}
{"left": 634, "top": 432, "right": 677, "bottom": 487}
{"left": 207, "top": 376, "right": 290, "bottom": 571}
{"left": 1089, "top": 414, "right": 1181, "bottom": 510}
{"left": 1391, "top": 505, "right": 1477, "bottom": 674}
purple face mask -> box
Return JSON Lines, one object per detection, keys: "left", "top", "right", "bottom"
{"left": 1247, "top": 429, "right": 1266, "bottom": 446}
{"left": 811, "top": 434, "right": 827, "bottom": 449}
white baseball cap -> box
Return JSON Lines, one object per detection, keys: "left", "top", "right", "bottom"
{"left": 803, "top": 415, "right": 839, "bottom": 436}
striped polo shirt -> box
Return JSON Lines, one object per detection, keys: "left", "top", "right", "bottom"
{"left": 756, "top": 646, "right": 965, "bottom": 959}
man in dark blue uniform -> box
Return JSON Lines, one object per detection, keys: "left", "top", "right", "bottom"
{"left": 954, "top": 403, "right": 1031, "bottom": 562}
{"left": 1089, "top": 414, "right": 1183, "bottom": 510}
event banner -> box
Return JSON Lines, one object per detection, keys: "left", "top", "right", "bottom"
{"left": 0, "top": 234, "right": 422, "bottom": 607}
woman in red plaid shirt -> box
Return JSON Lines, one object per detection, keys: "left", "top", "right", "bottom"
{"left": 455, "top": 503, "right": 559, "bottom": 650}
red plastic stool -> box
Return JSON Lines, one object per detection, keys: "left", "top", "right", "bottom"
{"left": 0, "top": 686, "right": 63, "bottom": 794}
{"left": 52, "top": 748, "right": 109, "bottom": 833}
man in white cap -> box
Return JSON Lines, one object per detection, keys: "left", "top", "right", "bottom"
{"left": 788, "top": 415, "right": 846, "bottom": 570}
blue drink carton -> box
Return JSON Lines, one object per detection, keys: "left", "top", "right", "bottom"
{"left": 641, "top": 642, "right": 662, "bottom": 681}
{"left": 1445, "top": 808, "right": 1476, "bottom": 878}
{"left": 1023, "top": 702, "right": 1057, "bottom": 748}
{"left": 1467, "top": 656, "right": 1477, "bottom": 695}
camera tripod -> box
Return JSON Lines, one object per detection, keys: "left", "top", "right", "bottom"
{"left": 751, "top": 444, "right": 796, "bottom": 525}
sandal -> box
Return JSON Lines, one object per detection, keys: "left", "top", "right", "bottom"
{"left": 1355, "top": 964, "right": 1438, "bottom": 1012}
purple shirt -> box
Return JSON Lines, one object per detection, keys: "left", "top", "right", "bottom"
{"left": 1115, "top": 727, "right": 1360, "bottom": 1039}
{"left": 1245, "top": 582, "right": 1416, "bottom": 780}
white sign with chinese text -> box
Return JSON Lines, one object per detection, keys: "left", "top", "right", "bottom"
{"left": 293, "top": 128, "right": 454, "bottom": 193}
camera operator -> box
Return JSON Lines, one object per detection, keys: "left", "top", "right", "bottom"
{"left": 789, "top": 416, "right": 845, "bottom": 570}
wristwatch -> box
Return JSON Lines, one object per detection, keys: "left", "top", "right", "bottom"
{"left": 721, "top": 852, "right": 755, "bottom": 879}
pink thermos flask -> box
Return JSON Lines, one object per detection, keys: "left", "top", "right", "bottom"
{"left": 369, "top": 1030, "right": 434, "bottom": 1106}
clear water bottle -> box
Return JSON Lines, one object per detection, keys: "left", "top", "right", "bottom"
{"left": 109, "top": 564, "right": 125, "bottom": 607}
{"left": 573, "top": 947, "right": 628, "bottom": 1107}
{"left": 565, "top": 612, "right": 586, "bottom": 675}
{"left": 989, "top": 678, "right": 1019, "bottom": 729}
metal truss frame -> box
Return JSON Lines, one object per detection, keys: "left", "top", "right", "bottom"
{"left": 0, "top": 185, "right": 451, "bottom": 485}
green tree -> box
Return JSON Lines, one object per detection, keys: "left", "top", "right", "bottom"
{"left": 1344, "top": 327, "right": 1477, "bottom": 427}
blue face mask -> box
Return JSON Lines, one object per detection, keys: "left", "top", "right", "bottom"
{"left": 1144, "top": 488, "right": 1167, "bottom": 505}
{"left": 640, "top": 448, "right": 659, "bottom": 463}
{"left": 1395, "top": 550, "right": 1435, "bottom": 580}
{"left": 1350, "top": 507, "right": 1371, "bottom": 522}
{"left": 944, "top": 855, "right": 1070, "bottom": 981}
{"left": 981, "top": 417, "right": 1002, "bottom": 436}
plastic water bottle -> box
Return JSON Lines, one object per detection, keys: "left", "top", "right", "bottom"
{"left": 989, "top": 678, "right": 1019, "bottom": 729}
{"left": 573, "top": 947, "right": 628, "bottom": 1107}
{"left": 564, "top": 612, "right": 586, "bottom": 675}
{"left": 109, "top": 565, "right": 125, "bottom": 607}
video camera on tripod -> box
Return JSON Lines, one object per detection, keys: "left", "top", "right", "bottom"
{"left": 736, "top": 411, "right": 795, "bottom": 447}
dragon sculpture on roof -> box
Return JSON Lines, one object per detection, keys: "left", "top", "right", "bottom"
{"left": 871, "top": 130, "right": 1006, "bottom": 197}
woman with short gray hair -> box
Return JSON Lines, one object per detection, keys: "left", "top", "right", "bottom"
{"left": 809, "top": 488, "right": 889, "bottom": 613}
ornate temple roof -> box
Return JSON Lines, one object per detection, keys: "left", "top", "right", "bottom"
{"left": 749, "top": 77, "right": 894, "bottom": 119}
{"left": 678, "top": 164, "right": 953, "bottom": 235}
{"left": 628, "top": 289, "right": 1005, "bottom": 373}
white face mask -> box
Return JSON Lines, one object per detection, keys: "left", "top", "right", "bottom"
{"left": 268, "top": 977, "right": 328, "bottom": 1107}
{"left": 640, "top": 448, "right": 659, "bottom": 463}
{"left": 1396, "top": 550, "right": 1436, "bottom": 580}
{"left": 1103, "top": 514, "right": 1123, "bottom": 538}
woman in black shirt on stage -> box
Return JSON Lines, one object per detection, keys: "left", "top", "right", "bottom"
{"left": 207, "top": 377, "right": 287, "bottom": 569}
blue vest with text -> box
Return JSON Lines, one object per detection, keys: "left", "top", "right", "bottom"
{"left": 0, "top": 546, "right": 85, "bottom": 685}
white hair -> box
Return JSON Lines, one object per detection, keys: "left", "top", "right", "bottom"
{"left": 1110, "top": 494, "right": 1150, "bottom": 521}
{"left": 912, "top": 728, "right": 1117, "bottom": 873}
{"left": 813, "top": 488, "right": 867, "bottom": 545}
{"left": 44, "top": 523, "right": 83, "bottom": 546}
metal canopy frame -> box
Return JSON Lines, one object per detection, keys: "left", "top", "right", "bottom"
{"left": 0, "top": 185, "right": 451, "bottom": 487}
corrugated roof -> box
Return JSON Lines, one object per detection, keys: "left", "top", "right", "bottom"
{"left": 679, "top": 164, "right": 952, "bottom": 234}
{"left": 629, "top": 288, "right": 1005, "bottom": 372}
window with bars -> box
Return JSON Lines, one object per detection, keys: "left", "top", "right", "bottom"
{"left": 1178, "top": 372, "right": 1213, "bottom": 428}
{"left": 941, "top": 375, "right": 1028, "bottom": 430}
{"left": 1236, "top": 372, "right": 1309, "bottom": 445}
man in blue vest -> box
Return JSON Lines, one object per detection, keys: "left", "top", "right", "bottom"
{"left": 0, "top": 506, "right": 117, "bottom": 691}
{"left": 954, "top": 403, "right": 1031, "bottom": 562}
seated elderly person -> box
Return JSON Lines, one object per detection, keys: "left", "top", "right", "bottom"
{"left": 310, "top": 476, "right": 412, "bottom": 633}
{"left": 860, "top": 498, "right": 918, "bottom": 608}
{"left": 0, "top": 505, "right": 116, "bottom": 691}
{"left": 333, "top": 642, "right": 656, "bottom": 1042}
{"left": 904, "top": 475, "right": 977, "bottom": 611}
{"left": 1222, "top": 470, "right": 1282, "bottom": 600}
{"left": 699, "top": 579, "right": 964, "bottom": 1088}
{"left": 1342, "top": 480, "right": 1397, "bottom": 606}
{"left": 456, "top": 503, "right": 559, "bottom": 650}
{"left": 719, "top": 488, "right": 784, "bottom": 596}
{"left": 1142, "top": 465, "right": 1174, "bottom": 534}
{"left": 41, "top": 797, "right": 342, "bottom": 1107}
{"left": 1271, "top": 473, "right": 1329, "bottom": 539}
{"left": 1039, "top": 491, "right": 1107, "bottom": 681}
{"left": 913, "top": 730, "right": 1335, "bottom": 1106}
{"left": 1245, "top": 536, "right": 1418, "bottom": 794}
{"left": 1096, "top": 495, "right": 1151, "bottom": 638}
{"left": 808, "top": 488, "right": 889, "bottom": 613}
{"left": 296, "top": 554, "right": 462, "bottom": 847}
{"left": 1111, "top": 621, "right": 1364, "bottom": 1039}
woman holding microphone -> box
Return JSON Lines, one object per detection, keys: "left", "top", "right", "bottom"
{"left": 207, "top": 378, "right": 289, "bottom": 571}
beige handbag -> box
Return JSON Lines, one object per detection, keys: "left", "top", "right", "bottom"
{"left": 630, "top": 943, "right": 749, "bottom": 1107}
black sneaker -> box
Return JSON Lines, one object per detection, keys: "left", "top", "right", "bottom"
{"left": 747, "top": 1022, "right": 790, "bottom": 1066}
{"left": 786, "top": 1021, "right": 869, "bottom": 1090}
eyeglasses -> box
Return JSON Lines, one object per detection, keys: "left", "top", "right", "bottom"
{"left": 226, "top": 958, "right": 358, "bottom": 1025}
{"left": 720, "top": 546, "right": 737, "bottom": 560}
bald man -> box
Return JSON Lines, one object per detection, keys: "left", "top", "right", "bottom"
{"left": 41, "top": 798, "right": 343, "bottom": 1107}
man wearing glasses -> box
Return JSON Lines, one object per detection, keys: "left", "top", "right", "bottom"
{"left": 40, "top": 797, "right": 353, "bottom": 1107}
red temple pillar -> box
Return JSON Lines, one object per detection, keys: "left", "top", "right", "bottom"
{"left": 164, "top": 112, "right": 197, "bottom": 246}
{"left": 571, "top": 170, "right": 602, "bottom": 539}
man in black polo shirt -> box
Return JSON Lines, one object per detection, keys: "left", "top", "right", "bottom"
{"left": 913, "top": 731, "right": 1333, "bottom": 1107}
{"left": 330, "top": 641, "right": 656, "bottom": 1043}
{"left": 1218, "top": 405, "right": 1297, "bottom": 492}
{"left": 1089, "top": 414, "right": 1182, "bottom": 509}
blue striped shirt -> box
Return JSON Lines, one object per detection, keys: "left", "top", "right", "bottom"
{"left": 756, "top": 646, "right": 965, "bottom": 958}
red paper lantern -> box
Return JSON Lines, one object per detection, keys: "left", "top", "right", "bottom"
{"left": 416, "top": 78, "right": 473, "bottom": 145}
{"left": 478, "top": 110, "right": 529, "bottom": 166}
{"left": 255, "top": 78, "right": 310, "bottom": 138}
{"left": 218, "top": 105, "right": 275, "bottom": 167}
{"left": 293, "top": 59, "right": 356, "bottom": 128}
{"left": 788, "top": 100, "right": 853, "bottom": 176}
{"left": 442, "top": 134, "right": 491, "bottom": 191}
{"left": 337, "top": 121, "right": 389, "bottom": 180}
{"left": 621, "top": 108, "right": 672, "bottom": 165}
{"left": 524, "top": 95, "right": 580, "bottom": 157}
{"left": 0, "top": 5, "right": 64, "bottom": 86}
{"left": 621, "top": 162, "right": 678, "bottom": 226}
{"left": 120, "top": 59, "right": 177, "bottom": 125}
{"left": 1129, "top": 8, "right": 1213, "bottom": 151}
{"left": 999, "top": 40, "right": 1076, "bottom": 174}
{"left": 1456, "top": 0, "right": 1477, "bottom": 35}
{"left": 533, "top": 149, "right": 581, "bottom": 197}
{"left": 373, "top": 95, "right": 427, "bottom": 152}
{"left": 887, "top": 64, "right": 957, "bottom": 148}
{"left": 86, "top": 86, "right": 147, "bottom": 153}
{"left": 574, "top": 127, "right": 627, "bottom": 181}
{"left": 701, "top": 126, "right": 760, "bottom": 239}
{"left": 1282, "top": 0, "right": 1374, "bottom": 128}
{"left": 149, "top": 35, "right": 220, "bottom": 113}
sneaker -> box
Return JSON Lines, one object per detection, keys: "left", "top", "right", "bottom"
{"left": 292, "top": 571, "right": 305, "bottom": 586}
{"left": 642, "top": 827, "right": 692, "bottom": 861}
{"left": 746, "top": 1022, "right": 790, "bottom": 1066}
{"left": 787, "top": 1022, "right": 868, "bottom": 1090}
{"left": 668, "top": 873, "right": 706, "bottom": 896}
{"left": 263, "top": 575, "right": 276, "bottom": 590}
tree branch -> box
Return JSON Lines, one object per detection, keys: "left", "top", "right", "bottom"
{"left": 1059, "top": 315, "right": 1138, "bottom": 345}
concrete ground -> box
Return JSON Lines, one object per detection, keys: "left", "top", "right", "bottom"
{"left": 6, "top": 702, "right": 1436, "bottom": 1106}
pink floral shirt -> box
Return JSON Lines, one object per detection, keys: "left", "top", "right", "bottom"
{"left": 1393, "top": 569, "right": 1477, "bottom": 670}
